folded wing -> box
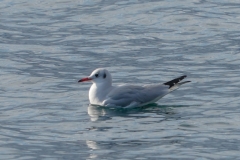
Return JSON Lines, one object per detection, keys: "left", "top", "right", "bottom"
{"left": 102, "top": 84, "right": 169, "bottom": 107}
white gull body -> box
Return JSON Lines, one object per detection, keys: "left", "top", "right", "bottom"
{"left": 79, "top": 68, "right": 190, "bottom": 108}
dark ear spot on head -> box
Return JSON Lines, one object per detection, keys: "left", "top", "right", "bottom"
{"left": 103, "top": 73, "right": 106, "bottom": 79}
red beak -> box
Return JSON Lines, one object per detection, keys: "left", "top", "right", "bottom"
{"left": 78, "top": 77, "right": 92, "bottom": 82}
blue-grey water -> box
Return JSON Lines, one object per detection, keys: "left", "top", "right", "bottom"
{"left": 1, "top": 0, "right": 240, "bottom": 159}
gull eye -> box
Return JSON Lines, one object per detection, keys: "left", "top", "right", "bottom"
{"left": 103, "top": 73, "right": 106, "bottom": 79}
{"left": 95, "top": 73, "right": 99, "bottom": 77}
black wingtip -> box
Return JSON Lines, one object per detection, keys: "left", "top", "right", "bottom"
{"left": 164, "top": 75, "right": 188, "bottom": 89}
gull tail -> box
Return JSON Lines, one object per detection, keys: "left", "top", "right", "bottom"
{"left": 164, "top": 75, "right": 191, "bottom": 91}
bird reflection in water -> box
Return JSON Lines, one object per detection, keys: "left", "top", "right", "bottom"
{"left": 87, "top": 104, "right": 186, "bottom": 122}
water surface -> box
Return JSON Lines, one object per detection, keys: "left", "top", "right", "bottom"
{"left": 1, "top": 0, "right": 240, "bottom": 159}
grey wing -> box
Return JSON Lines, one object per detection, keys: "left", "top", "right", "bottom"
{"left": 102, "top": 84, "right": 169, "bottom": 107}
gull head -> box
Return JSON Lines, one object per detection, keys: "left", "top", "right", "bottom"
{"left": 78, "top": 68, "right": 112, "bottom": 85}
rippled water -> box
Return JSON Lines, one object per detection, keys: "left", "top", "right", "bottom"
{"left": 1, "top": 0, "right": 240, "bottom": 159}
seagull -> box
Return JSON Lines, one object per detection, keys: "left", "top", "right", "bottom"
{"left": 78, "top": 68, "right": 190, "bottom": 108}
